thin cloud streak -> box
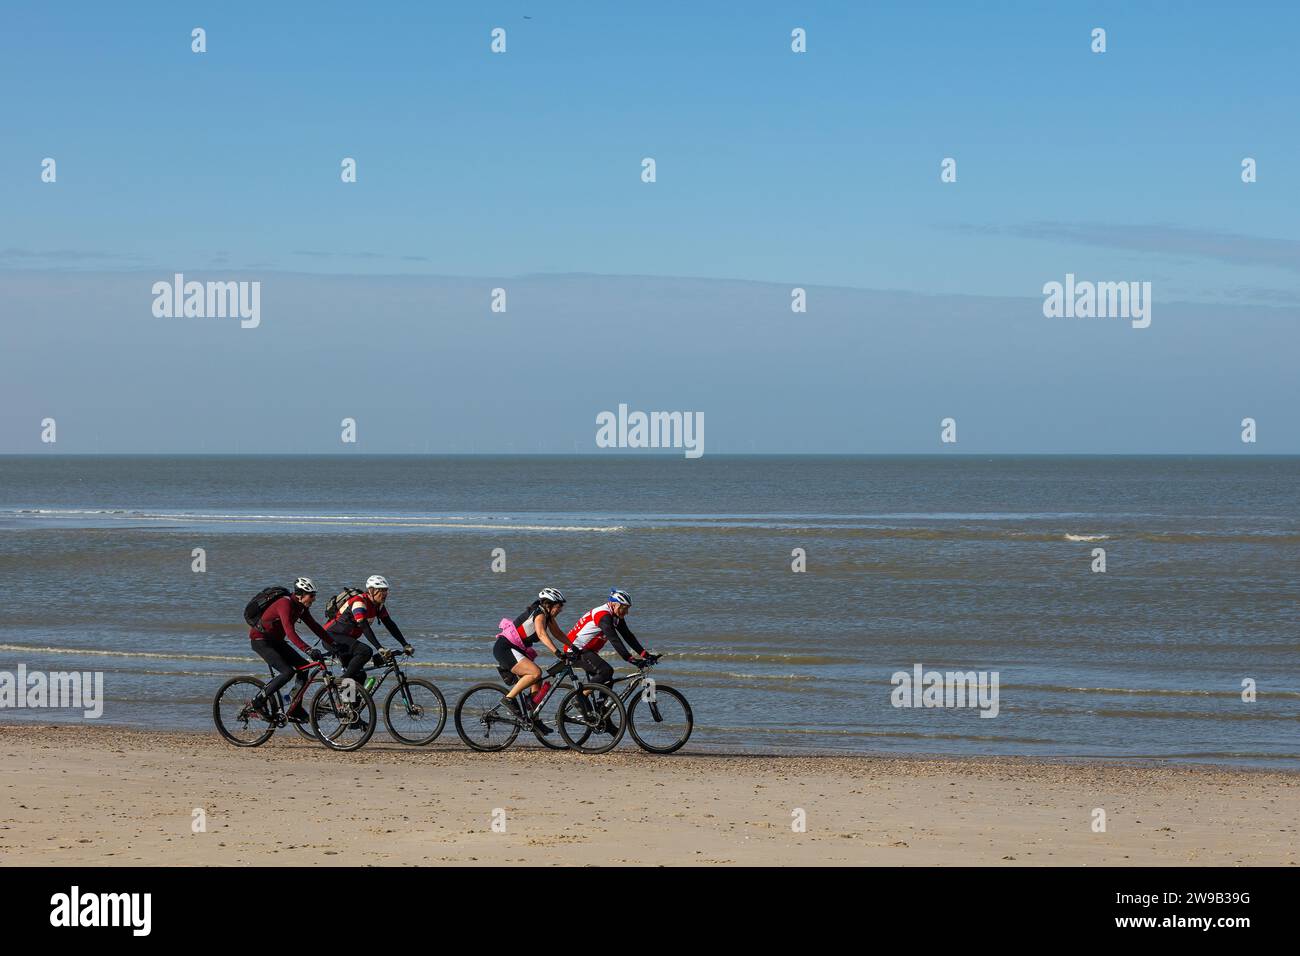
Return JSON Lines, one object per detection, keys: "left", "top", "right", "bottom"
{"left": 945, "top": 222, "right": 1300, "bottom": 274}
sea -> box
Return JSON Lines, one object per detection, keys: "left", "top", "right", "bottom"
{"left": 0, "top": 455, "right": 1295, "bottom": 767}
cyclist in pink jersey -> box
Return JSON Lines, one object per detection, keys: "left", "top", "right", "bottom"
{"left": 493, "top": 587, "right": 568, "bottom": 735}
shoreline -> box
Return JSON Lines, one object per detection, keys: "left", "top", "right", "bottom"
{"left": 2, "top": 724, "right": 1295, "bottom": 866}
{"left": 3, "top": 714, "right": 1296, "bottom": 773}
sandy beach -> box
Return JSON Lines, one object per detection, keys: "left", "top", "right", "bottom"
{"left": 0, "top": 724, "right": 1294, "bottom": 866}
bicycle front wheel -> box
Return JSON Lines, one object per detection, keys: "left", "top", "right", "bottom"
{"left": 384, "top": 678, "right": 447, "bottom": 745}
{"left": 454, "top": 684, "right": 522, "bottom": 752}
{"left": 282, "top": 681, "right": 318, "bottom": 742}
{"left": 626, "top": 684, "right": 693, "bottom": 754}
{"left": 213, "top": 676, "right": 275, "bottom": 747}
{"left": 309, "top": 681, "right": 377, "bottom": 752}
{"left": 291, "top": 713, "right": 319, "bottom": 742}
{"left": 557, "top": 684, "right": 627, "bottom": 754}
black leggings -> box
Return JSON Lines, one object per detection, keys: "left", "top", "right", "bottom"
{"left": 251, "top": 638, "right": 308, "bottom": 699}
{"left": 330, "top": 632, "right": 373, "bottom": 681}
{"left": 577, "top": 649, "right": 614, "bottom": 686}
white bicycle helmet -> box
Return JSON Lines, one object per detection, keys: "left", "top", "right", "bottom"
{"left": 293, "top": 576, "right": 316, "bottom": 594}
{"left": 366, "top": 574, "right": 390, "bottom": 590}
{"left": 538, "top": 587, "right": 565, "bottom": 605}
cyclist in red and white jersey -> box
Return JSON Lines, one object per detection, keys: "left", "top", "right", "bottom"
{"left": 564, "top": 589, "right": 653, "bottom": 686}
{"left": 324, "top": 574, "right": 413, "bottom": 685}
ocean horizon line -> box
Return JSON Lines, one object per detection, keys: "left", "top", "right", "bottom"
{"left": 2, "top": 452, "right": 1298, "bottom": 460}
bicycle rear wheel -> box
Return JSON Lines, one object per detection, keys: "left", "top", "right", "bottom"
{"left": 309, "top": 681, "right": 377, "bottom": 752}
{"left": 557, "top": 684, "right": 627, "bottom": 754}
{"left": 626, "top": 684, "right": 693, "bottom": 754}
{"left": 213, "top": 676, "right": 275, "bottom": 747}
{"left": 454, "top": 683, "right": 522, "bottom": 752}
{"left": 384, "top": 678, "right": 447, "bottom": 745}
{"left": 553, "top": 681, "right": 593, "bottom": 749}
{"left": 531, "top": 680, "right": 576, "bottom": 750}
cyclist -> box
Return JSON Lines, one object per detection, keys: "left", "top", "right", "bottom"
{"left": 494, "top": 587, "right": 567, "bottom": 733}
{"left": 564, "top": 588, "right": 654, "bottom": 688}
{"left": 249, "top": 577, "right": 330, "bottom": 723}
{"left": 324, "top": 574, "right": 413, "bottom": 688}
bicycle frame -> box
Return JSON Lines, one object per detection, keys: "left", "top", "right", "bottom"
{"left": 361, "top": 654, "right": 407, "bottom": 699}
{"left": 494, "top": 657, "right": 604, "bottom": 725}
{"left": 261, "top": 658, "right": 329, "bottom": 722}
{"left": 603, "top": 664, "right": 664, "bottom": 705}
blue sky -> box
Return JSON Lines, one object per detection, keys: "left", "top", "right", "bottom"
{"left": 5, "top": 1, "right": 1297, "bottom": 295}
{"left": 1, "top": 2, "right": 1297, "bottom": 452}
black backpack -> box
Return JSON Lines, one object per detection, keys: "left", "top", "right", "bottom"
{"left": 244, "top": 586, "right": 290, "bottom": 632}
{"left": 324, "top": 586, "right": 365, "bottom": 622}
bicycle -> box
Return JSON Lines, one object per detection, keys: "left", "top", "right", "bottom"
{"left": 606, "top": 655, "right": 693, "bottom": 754}
{"left": 214, "top": 655, "right": 327, "bottom": 747}
{"left": 361, "top": 647, "right": 447, "bottom": 745}
{"left": 214, "top": 654, "right": 377, "bottom": 752}
{"left": 453, "top": 653, "right": 627, "bottom": 754}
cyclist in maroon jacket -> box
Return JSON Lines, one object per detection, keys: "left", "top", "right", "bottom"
{"left": 249, "top": 577, "right": 331, "bottom": 722}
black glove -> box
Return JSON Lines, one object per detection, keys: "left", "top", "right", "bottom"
{"left": 402, "top": 644, "right": 414, "bottom": 656}
{"left": 309, "top": 648, "right": 325, "bottom": 663}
